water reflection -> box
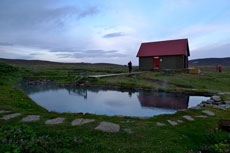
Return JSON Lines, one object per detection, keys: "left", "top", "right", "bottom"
{"left": 18, "top": 83, "right": 209, "bottom": 117}
{"left": 138, "top": 91, "right": 189, "bottom": 110}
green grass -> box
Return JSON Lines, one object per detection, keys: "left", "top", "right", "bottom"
{"left": 1, "top": 62, "right": 230, "bottom": 152}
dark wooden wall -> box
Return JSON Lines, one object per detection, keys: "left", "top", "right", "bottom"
{"left": 139, "top": 55, "right": 188, "bottom": 71}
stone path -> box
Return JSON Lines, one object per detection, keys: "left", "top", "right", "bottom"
{"left": 72, "top": 118, "right": 95, "bottom": 126}
{"left": 167, "top": 120, "right": 178, "bottom": 126}
{"left": 95, "top": 121, "right": 120, "bottom": 133}
{"left": 1, "top": 113, "right": 21, "bottom": 120}
{"left": 45, "top": 117, "right": 66, "bottom": 125}
{"left": 0, "top": 110, "right": 11, "bottom": 114}
{"left": 0, "top": 108, "right": 218, "bottom": 133}
{"left": 123, "top": 128, "right": 133, "bottom": 134}
{"left": 22, "top": 115, "right": 40, "bottom": 122}
{"left": 202, "top": 110, "right": 215, "bottom": 116}
{"left": 196, "top": 115, "right": 208, "bottom": 118}
{"left": 156, "top": 122, "right": 166, "bottom": 126}
{"left": 183, "top": 115, "right": 194, "bottom": 121}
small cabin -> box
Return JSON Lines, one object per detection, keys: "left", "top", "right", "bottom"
{"left": 136, "top": 39, "right": 190, "bottom": 71}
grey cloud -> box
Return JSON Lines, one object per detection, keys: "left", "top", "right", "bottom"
{"left": 0, "top": 0, "right": 99, "bottom": 50}
{"left": 0, "top": 42, "right": 13, "bottom": 46}
{"left": 78, "top": 7, "right": 98, "bottom": 19}
{"left": 191, "top": 43, "right": 230, "bottom": 59}
{"left": 55, "top": 53, "right": 73, "bottom": 58}
{"left": 52, "top": 49, "right": 127, "bottom": 58}
{"left": 73, "top": 50, "right": 127, "bottom": 58}
{"left": 103, "top": 32, "right": 127, "bottom": 38}
{"left": 0, "top": 1, "right": 98, "bottom": 30}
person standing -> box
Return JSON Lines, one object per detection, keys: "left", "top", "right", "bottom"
{"left": 128, "top": 61, "right": 132, "bottom": 73}
{"left": 218, "top": 65, "right": 222, "bottom": 72}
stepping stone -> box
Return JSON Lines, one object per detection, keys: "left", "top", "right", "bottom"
{"left": 45, "top": 117, "right": 65, "bottom": 125}
{"left": 156, "top": 122, "right": 166, "bottom": 126}
{"left": 196, "top": 115, "right": 208, "bottom": 118}
{"left": 21, "top": 115, "right": 40, "bottom": 122}
{"left": 183, "top": 115, "right": 194, "bottom": 121}
{"left": 123, "top": 128, "right": 133, "bottom": 134}
{"left": 202, "top": 110, "right": 215, "bottom": 116}
{"left": 177, "top": 120, "right": 183, "bottom": 123}
{"left": 0, "top": 110, "right": 11, "bottom": 114}
{"left": 167, "top": 120, "right": 178, "bottom": 126}
{"left": 95, "top": 121, "right": 120, "bottom": 133}
{"left": 71, "top": 118, "right": 95, "bottom": 126}
{"left": 1, "top": 113, "right": 21, "bottom": 120}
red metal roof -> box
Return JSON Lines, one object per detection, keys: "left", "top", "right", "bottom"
{"left": 137, "top": 39, "right": 190, "bottom": 57}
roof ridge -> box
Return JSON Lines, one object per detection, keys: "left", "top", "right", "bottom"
{"left": 142, "top": 38, "right": 188, "bottom": 44}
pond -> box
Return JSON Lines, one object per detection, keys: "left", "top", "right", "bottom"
{"left": 18, "top": 83, "right": 210, "bottom": 117}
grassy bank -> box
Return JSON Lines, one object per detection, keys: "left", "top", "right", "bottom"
{"left": 14, "top": 62, "right": 230, "bottom": 94}
{"left": 1, "top": 62, "right": 230, "bottom": 153}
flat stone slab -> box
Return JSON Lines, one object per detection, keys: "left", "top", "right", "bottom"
{"left": 202, "top": 110, "right": 215, "bottom": 116}
{"left": 167, "top": 120, "right": 178, "bottom": 126}
{"left": 22, "top": 115, "right": 40, "bottom": 122}
{"left": 1, "top": 113, "right": 22, "bottom": 120}
{"left": 72, "top": 118, "right": 95, "bottom": 126}
{"left": 0, "top": 110, "right": 11, "bottom": 114}
{"left": 45, "top": 117, "right": 65, "bottom": 125}
{"left": 123, "top": 128, "right": 133, "bottom": 134}
{"left": 196, "top": 115, "right": 208, "bottom": 118}
{"left": 183, "top": 115, "right": 194, "bottom": 121}
{"left": 177, "top": 120, "right": 183, "bottom": 123}
{"left": 156, "top": 122, "right": 166, "bottom": 126}
{"left": 95, "top": 121, "right": 120, "bottom": 133}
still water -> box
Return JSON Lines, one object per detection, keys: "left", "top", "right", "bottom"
{"left": 18, "top": 84, "right": 209, "bottom": 117}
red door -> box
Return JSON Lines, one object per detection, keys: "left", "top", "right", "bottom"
{"left": 153, "top": 57, "right": 160, "bottom": 69}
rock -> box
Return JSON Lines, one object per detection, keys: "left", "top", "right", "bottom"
{"left": 167, "top": 120, "right": 178, "bottom": 126}
{"left": 71, "top": 118, "right": 95, "bottom": 126}
{"left": 226, "top": 105, "right": 230, "bottom": 109}
{"left": 190, "top": 106, "right": 201, "bottom": 110}
{"left": 45, "top": 117, "right": 65, "bottom": 125}
{"left": 95, "top": 122, "right": 120, "bottom": 133}
{"left": 1, "top": 113, "right": 21, "bottom": 120}
{"left": 204, "top": 104, "right": 213, "bottom": 107}
{"left": 123, "top": 128, "right": 133, "bottom": 134}
{"left": 199, "top": 104, "right": 205, "bottom": 107}
{"left": 219, "top": 120, "right": 230, "bottom": 132}
{"left": 202, "top": 110, "right": 215, "bottom": 116}
{"left": 224, "top": 101, "right": 230, "bottom": 105}
{"left": 211, "top": 96, "right": 221, "bottom": 102}
{"left": 177, "top": 120, "right": 183, "bottom": 123}
{"left": 210, "top": 105, "right": 226, "bottom": 110}
{"left": 196, "top": 115, "right": 208, "bottom": 118}
{"left": 183, "top": 115, "right": 194, "bottom": 121}
{"left": 22, "top": 115, "right": 40, "bottom": 122}
{"left": 0, "top": 110, "right": 11, "bottom": 114}
{"left": 213, "top": 102, "right": 222, "bottom": 105}
{"left": 156, "top": 122, "right": 166, "bottom": 126}
{"left": 217, "top": 105, "right": 226, "bottom": 110}
{"left": 203, "top": 99, "right": 214, "bottom": 104}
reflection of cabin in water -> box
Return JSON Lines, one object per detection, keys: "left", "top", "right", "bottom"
{"left": 138, "top": 92, "right": 189, "bottom": 110}
{"left": 137, "top": 39, "right": 190, "bottom": 70}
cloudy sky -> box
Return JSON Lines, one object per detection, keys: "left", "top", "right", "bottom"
{"left": 0, "top": 0, "right": 230, "bottom": 65}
